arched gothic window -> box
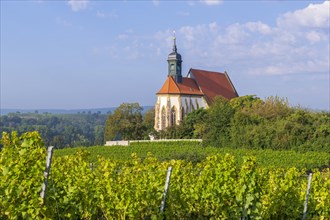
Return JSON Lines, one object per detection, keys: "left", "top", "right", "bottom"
{"left": 195, "top": 99, "right": 200, "bottom": 109}
{"left": 185, "top": 99, "right": 189, "bottom": 114}
{"left": 161, "top": 107, "right": 166, "bottom": 129}
{"left": 171, "top": 107, "right": 176, "bottom": 126}
{"left": 190, "top": 99, "right": 195, "bottom": 111}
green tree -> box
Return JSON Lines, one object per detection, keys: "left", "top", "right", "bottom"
{"left": 104, "top": 103, "right": 145, "bottom": 141}
{"left": 245, "top": 96, "right": 293, "bottom": 121}
{"left": 203, "top": 96, "right": 235, "bottom": 147}
{"left": 180, "top": 108, "right": 207, "bottom": 138}
{"left": 142, "top": 108, "right": 156, "bottom": 139}
{"left": 230, "top": 95, "right": 262, "bottom": 110}
{"left": 93, "top": 125, "right": 104, "bottom": 145}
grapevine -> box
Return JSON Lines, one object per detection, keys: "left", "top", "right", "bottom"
{"left": 1, "top": 132, "right": 329, "bottom": 219}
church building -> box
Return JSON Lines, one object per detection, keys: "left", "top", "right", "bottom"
{"left": 154, "top": 35, "right": 239, "bottom": 131}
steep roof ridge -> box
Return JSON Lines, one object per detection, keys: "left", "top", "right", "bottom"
{"left": 168, "top": 76, "right": 180, "bottom": 93}
{"left": 224, "top": 71, "right": 239, "bottom": 97}
{"left": 188, "top": 68, "right": 204, "bottom": 94}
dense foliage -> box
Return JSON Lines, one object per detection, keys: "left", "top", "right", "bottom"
{"left": 54, "top": 141, "right": 330, "bottom": 170}
{"left": 0, "top": 112, "right": 107, "bottom": 148}
{"left": 0, "top": 131, "right": 46, "bottom": 218}
{"left": 104, "top": 103, "right": 155, "bottom": 141}
{"left": 1, "top": 132, "right": 329, "bottom": 219}
{"left": 162, "top": 96, "right": 330, "bottom": 153}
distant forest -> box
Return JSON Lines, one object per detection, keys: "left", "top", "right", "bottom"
{"left": 0, "top": 112, "right": 107, "bottom": 148}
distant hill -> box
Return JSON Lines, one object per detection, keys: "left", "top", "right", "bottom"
{"left": 0, "top": 106, "right": 153, "bottom": 115}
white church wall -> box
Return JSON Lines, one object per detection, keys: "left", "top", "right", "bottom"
{"left": 169, "top": 96, "right": 180, "bottom": 108}
{"left": 154, "top": 94, "right": 209, "bottom": 131}
{"left": 157, "top": 95, "right": 181, "bottom": 111}
{"left": 157, "top": 96, "right": 166, "bottom": 109}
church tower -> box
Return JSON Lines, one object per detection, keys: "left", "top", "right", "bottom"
{"left": 167, "top": 31, "right": 182, "bottom": 83}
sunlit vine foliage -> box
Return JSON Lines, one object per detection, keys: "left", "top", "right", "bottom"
{"left": 0, "top": 131, "right": 46, "bottom": 219}
{"left": 1, "top": 132, "right": 329, "bottom": 219}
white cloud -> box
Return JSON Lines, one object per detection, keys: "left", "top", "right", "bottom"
{"left": 96, "top": 11, "right": 118, "bottom": 18}
{"left": 245, "top": 22, "right": 272, "bottom": 35}
{"left": 95, "top": 2, "right": 328, "bottom": 78}
{"left": 249, "top": 58, "right": 329, "bottom": 76}
{"left": 180, "top": 26, "right": 196, "bottom": 42}
{"left": 208, "top": 22, "right": 219, "bottom": 33}
{"left": 277, "top": 1, "right": 329, "bottom": 29}
{"left": 176, "top": 2, "right": 328, "bottom": 77}
{"left": 67, "top": 0, "right": 89, "bottom": 12}
{"left": 216, "top": 23, "right": 249, "bottom": 44}
{"left": 201, "top": 0, "right": 223, "bottom": 6}
{"left": 306, "top": 31, "right": 322, "bottom": 43}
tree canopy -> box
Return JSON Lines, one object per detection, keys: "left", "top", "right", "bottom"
{"left": 104, "top": 103, "right": 146, "bottom": 141}
{"left": 159, "top": 95, "right": 330, "bottom": 153}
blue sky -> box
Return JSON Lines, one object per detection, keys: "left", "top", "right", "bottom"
{"left": 1, "top": 0, "right": 329, "bottom": 110}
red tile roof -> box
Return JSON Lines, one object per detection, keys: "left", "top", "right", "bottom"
{"left": 156, "top": 69, "right": 238, "bottom": 104}
{"left": 157, "top": 76, "right": 203, "bottom": 95}
{"left": 189, "top": 68, "right": 238, "bottom": 103}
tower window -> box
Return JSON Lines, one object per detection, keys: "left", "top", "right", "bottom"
{"left": 170, "top": 64, "right": 175, "bottom": 75}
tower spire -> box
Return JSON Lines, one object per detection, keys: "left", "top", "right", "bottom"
{"left": 172, "top": 30, "right": 177, "bottom": 52}
{"left": 167, "top": 31, "right": 182, "bottom": 83}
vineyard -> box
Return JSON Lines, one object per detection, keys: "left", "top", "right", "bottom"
{"left": 1, "top": 132, "right": 330, "bottom": 219}
{"left": 54, "top": 141, "right": 330, "bottom": 170}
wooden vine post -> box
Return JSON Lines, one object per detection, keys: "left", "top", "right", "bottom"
{"left": 302, "top": 172, "right": 313, "bottom": 220}
{"left": 40, "top": 146, "right": 54, "bottom": 201}
{"left": 160, "top": 166, "right": 173, "bottom": 213}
